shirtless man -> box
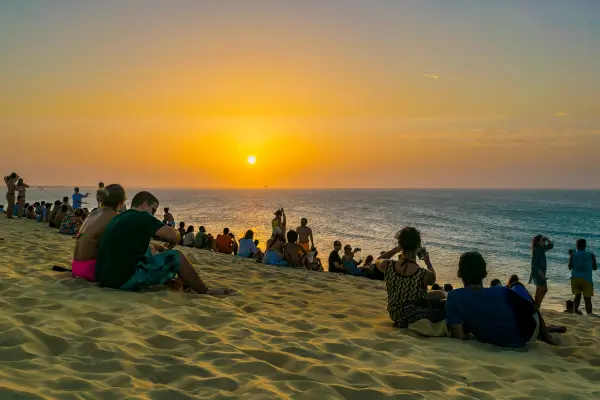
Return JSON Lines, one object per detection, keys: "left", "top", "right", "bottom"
{"left": 73, "top": 184, "right": 126, "bottom": 281}
{"left": 283, "top": 230, "right": 309, "bottom": 269}
{"left": 4, "top": 173, "right": 18, "bottom": 219}
{"left": 296, "top": 218, "right": 314, "bottom": 252}
{"left": 163, "top": 207, "right": 175, "bottom": 227}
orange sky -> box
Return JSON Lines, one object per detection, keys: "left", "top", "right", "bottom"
{"left": 1, "top": 1, "right": 599, "bottom": 188}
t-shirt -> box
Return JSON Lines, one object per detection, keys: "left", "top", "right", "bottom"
{"left": 96, "top": 209, "right": 164, "bottom": 289}
{"left": 238, "top": 239, "right": 257, "bottom": 258}
{"left": 72, "top": 193, "right": 85, "bottom": 209}
{"left": 571, "top": 250, "right": 595, "bottom": 283}
{"left": 216, "top": 234, "right": 233, "bottom": 254}
{"left": 328, "top": 251, "right": 344, "bottom": 273}
{"left": 183, "top": 232, "right": 195, "bottom": 247}
{"left": 446, "top": 286, "right": 531, "bottom": 348}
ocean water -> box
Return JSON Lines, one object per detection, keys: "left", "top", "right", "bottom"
{"left": 21, "top": 188, "right": 600, "bottom": 311}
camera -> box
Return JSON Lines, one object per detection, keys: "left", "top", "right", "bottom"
{"left": 417, "top": 246, "right": 427, "bottom": 260}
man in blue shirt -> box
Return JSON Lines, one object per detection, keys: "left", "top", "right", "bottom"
{"left": 446, "top": 252, "right": 559, "bottom": 347}
{"left": 568, "top": 239, "right": 597, "bottom": 315}
{"left": 72, "top": 187, "right": 89, "bottom": 209}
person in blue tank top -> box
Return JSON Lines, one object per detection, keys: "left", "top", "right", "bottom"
{"left": 529, "top": 234, "right": 554, "bottom": 309}
{"left": 568, "top": 239, "right": 597, "bottom": 315}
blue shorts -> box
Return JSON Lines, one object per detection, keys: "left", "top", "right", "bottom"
{"left": 120, "top": 250, "right": 181, "bottom": 291}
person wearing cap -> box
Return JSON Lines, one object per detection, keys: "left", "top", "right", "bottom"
{"left": 72, "top": 187, "right": 89, "bottom": 210}
{"left": 446, "top": 251, "right": 561, "bottom": 347}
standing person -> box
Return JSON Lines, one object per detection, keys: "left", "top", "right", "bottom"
{"left": 3, "top": 173, "right": 18, "bottom": 220}
{"left": 569, "top": 239, "right": 597, "bottom": 315}
{"left": 72, "top": 187, "right": 89, "bottom": 210}
{"left": 272, "top": 208, "right": 286, "bottom": 234}
{"left": 163, "top": 207, "right": 175, "bottom": 227}
{"left": 15, "top": 178, "right": 29, "bottom": 219}
{"left": 296, "top": 218, "right": 314, "bottom": 252}
{"left": 529, "top": 235, "right": 554, "bottom": 309}
{"left": 95, "top": 191, "right": 233, "bottom": 295}
{"left": 96, "top": 182, "right": 105, "bottom": 208}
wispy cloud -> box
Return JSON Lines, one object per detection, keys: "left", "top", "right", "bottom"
{"left": 423, "top": 73, "right": 439, "bottom": 80}
{"left": 555, "top": 112, "right": 568, "bottom": 117}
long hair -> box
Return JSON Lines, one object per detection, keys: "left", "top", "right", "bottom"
{"left": 531, "top": 234, "right": 544, "bottom": 250}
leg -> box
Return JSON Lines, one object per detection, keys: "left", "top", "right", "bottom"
{"left": 6, "top": 194, "right": 14, "bottom": 219}
{"left": 536, "top": 312, "right": 561, "bottom": 346}
{"left": 573, "top": 294, "right": 582, "bottom": 314}
{"left": 534, "top": 284, "right": 548, "bottom": 309}
{"left": 584, "top": 297, "right": 593, "bottom": 314}
{"left": 176, "top": 251, "right": 209, "bottom": 294}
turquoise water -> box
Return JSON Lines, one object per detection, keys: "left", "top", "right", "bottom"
{"left": 22, "top": 188, "right": 600, "bottom": 310}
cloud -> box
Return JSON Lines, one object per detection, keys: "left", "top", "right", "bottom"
{"left": 555, "top": 112, "right": 568, "bottom": 117}
{"left": 423, "top": 73, "right": 439, "bottom": 80}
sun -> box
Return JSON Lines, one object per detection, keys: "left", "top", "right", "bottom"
{"left": 247, "top": 155, "right": 257, "bottom": 165}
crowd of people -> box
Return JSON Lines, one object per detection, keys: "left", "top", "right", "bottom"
{"left": 3, "top": 172, "right": 598, "bottom": 348}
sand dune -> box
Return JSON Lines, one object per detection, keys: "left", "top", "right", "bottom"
{"left": 0, "top": 218, "right": 599, "bottom": 399}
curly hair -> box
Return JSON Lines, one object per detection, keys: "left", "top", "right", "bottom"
{"left": 394, "top": 227, "right": 422, "bottom": 252}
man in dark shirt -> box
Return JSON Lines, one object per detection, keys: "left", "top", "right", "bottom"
{"left": 447, "top": 251, "right": 559, "bottom": 347}
{"left": 328, "top": 241, "right": 345, "bottom": 273}
{"left": 96, "top": 191, "right": 232, "bottom": 296}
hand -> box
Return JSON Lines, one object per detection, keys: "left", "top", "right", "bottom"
{"left": 167, "top": 241, "right": 177, "bottom": 250}
{"left": 422, "top": 248, "right": 431, "bottom": 264}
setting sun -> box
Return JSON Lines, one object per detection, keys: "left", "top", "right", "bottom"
{"left": 247, "top": 155, "right": 257, "bottom": 165}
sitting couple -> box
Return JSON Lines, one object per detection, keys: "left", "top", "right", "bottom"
{"left": 377, "top": 227, "right": 562, "bottom": 347}
{"left": 73, "top": 186, "right": 232, "bottom": 295}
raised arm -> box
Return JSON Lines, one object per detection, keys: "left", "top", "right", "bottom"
{"left": 375, "top": 246, "right": 401, "bottom": 273}
{"left": 422, "top": 249, "right": 437, "bottom": 285}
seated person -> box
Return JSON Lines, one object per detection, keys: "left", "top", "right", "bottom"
{"left": 25, "top": 205, "right": 38, "bottom": 220}
{"left": 263, "top": 229, "right": 287, "bottom": 265}
{"left": 328, "top": 241, "right": 346, "bottom": 273}
{"left": 216, "top": 228, "right": 235, "bottom": 254}
{"left": 238, "top": 230, "right": 258, "bottom": 258}
{"left": 95, "top": 191, "right": 233, "bottom": 295}
{"left": 162, "top": 207, "right": 175, "bottom": 227}
{"left": 375, "top": 227, "right": 440, "bottom": 327}
{"left": 490, "top": 279, "right": 502, "bottom": 287}
{"left": 51, "top": 204, "right": 68, "bottom": 228}
{"left": 48, "top": 200, "right": 61, "bottom": 226}
{"left": 183, "top": 226, "right": 195, "bottom": 247}
{"left": 59, "top": 208, "right": 84, "bottom": 235}
{"left": 341, "top": 244, "right": 365, "bottom": 276}
{"left": 443, "top": 283, "right": 454, "bottom": 293}
{"left": 446, "top": 252, "right": 561, "bottom": 347}
{"left": 307, "top": 248, "right": 324, "bottom": 271}
{"left": 72, "top": 184, "right": 126, "bottom": 281}
{"left": 506, "top": 274, "right": 532, "bottom": 302}
{"left": 283, "top": 230, "right": 309, "bottom": 268}
{"left": 193, "top": 226, "right": 213, "bottom": 250}
{"left": 228, "top": 232, "right": 239, "bottom": 255}
{"left": 253, "top": 239, "right": 264, "bottom": 260}
{"left": 178, "top": 222, "right": 186, "bottom": 245}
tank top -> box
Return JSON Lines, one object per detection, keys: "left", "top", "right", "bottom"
{"left": 571, "top": 251, "right": 594, "bottom": 283}
{"left": 384, "top": 259, "right": 428, "bottom": 325}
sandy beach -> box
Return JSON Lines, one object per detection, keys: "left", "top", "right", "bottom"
{"left": 0, "top": 217, "right": 599, "bottom": 400}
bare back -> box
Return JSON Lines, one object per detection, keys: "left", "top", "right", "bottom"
{"left": 73, "top": 209, "right": 118, "bottom": 261}
{"left": 296, "top": 226, "right": 312, "bottom": 243}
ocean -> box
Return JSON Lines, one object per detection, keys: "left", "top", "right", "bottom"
{"left": 21, "top": 187, "right": 600, "bottom": 311}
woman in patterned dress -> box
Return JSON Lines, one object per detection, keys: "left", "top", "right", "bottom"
{"left": 375, "top": 227, "right": 443, "bottom": 327}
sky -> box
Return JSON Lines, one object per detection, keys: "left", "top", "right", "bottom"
{"left": 1, "top": 0, "right": 599, "bottom": 188}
